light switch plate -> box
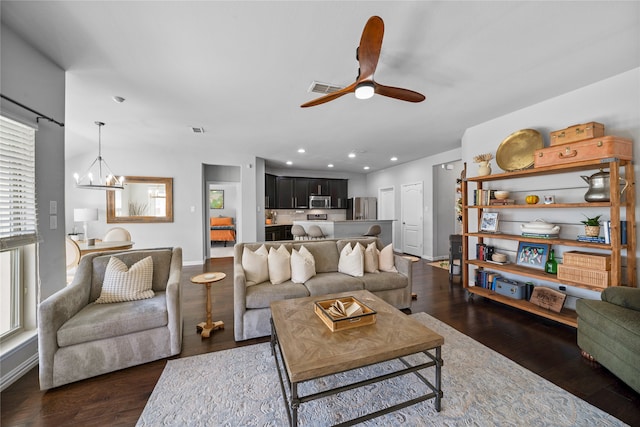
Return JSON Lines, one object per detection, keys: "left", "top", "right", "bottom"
{"left": 49, "top": 200, "right": 57, "bottom": 215}
{"left": 49, "top": 215, "right": 57, "bottom": 229}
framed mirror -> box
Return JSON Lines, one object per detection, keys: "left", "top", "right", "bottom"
{"left": 107, "top": 176, "right": 173, "bottom": 223}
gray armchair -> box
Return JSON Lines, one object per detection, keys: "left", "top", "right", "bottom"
{"left": 38, "top": 247, "right": 182, "bottom": 390}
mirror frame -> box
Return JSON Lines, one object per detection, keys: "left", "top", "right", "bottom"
{"left": 106, "top": 176, "right": 174, "bottom": 223}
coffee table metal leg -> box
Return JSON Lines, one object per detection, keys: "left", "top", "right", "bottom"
{"left": 435, "top": 346, "right": 442, "bottom": 412}
{"left": 291, "top": 382, "right": 299, "bottom": 427}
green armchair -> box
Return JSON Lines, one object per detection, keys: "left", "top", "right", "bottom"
{"left": 576, "top": 286, "right": 640, "bottom": 393}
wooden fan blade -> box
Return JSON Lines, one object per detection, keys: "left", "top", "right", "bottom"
{"left": 374, "top": 83, "right": 425, "bottom": 103}
{"left": 357, "top": 16, "right": 384, "bottom": 82}
{"left": 300, "top": 83, "right": 356, "bottom": 108}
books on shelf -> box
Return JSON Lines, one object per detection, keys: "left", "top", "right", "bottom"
{"left": 489, "top": 199, "right": 516, "bottom": 206}
{"left": 473, "top": 189, "right": 495, "bottom": 206}
{"left": 603, "top": 220, "right": 628, "bottom": 245}
{"left": 577, "top": 235, "right": 606, "bottom": 243}
{"left": 521, "top": 232, "right": 559, "bottom": 239}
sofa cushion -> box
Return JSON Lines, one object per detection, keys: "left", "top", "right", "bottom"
{"left": 242, "top": 244, "right": 269, "bottom": 285}
{"left": 245, "top": 282, "right": 310, "bottom": 309}
{"left": 378, "top": 244, "right": 398, "bottom": 272}
{"left": 57, "top": 292, "right": 168, "bottom": 347}
{"left": 294, "top": 240, "right": 339, "bottom": 273}
{"left": 363, "top": 271, "right": 408, "bottom": 292}
{"left": 291, "top": 246, "right": 316, "bottom": 283}
{"left": 268, "top": 245, "right": 291, "bottom": 285}
{"left": 338, "top": 243, "right": 364, "bottom": 277}
{"left": 95, "top": 256, "right": 154, "bottom": 304}
{"left": 91, "top": 249, "right": 173, "bottom": 301}
{"left": 364, "top": 242, "right": 379, "bottom": 273}
{"left": 304, "top": 272, "right": 364, "bottom": 296}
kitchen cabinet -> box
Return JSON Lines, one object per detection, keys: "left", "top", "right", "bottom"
{"left": 265, "top": 173, "right": 277, "bottom": 209}
{"left": 329, "top": 179, "right": 348, "bottom": 208}
{"left": 270, "top": 175, "right": 348, "bottom": 209}
{"left": 308, "top": 179, "right": 329, "bottom": 196}
{"left": 461, "top": 157, "right": 636, "bottom": 328}
{"left": 265, "top": 225, "right": 292, "bottom": 241}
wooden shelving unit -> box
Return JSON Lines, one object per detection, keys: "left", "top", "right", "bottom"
{"left": 461, "top": 157, "right": 636, "bottom": 327}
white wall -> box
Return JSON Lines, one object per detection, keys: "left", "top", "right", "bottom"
{"left": 366, "top": 147, "right": 463, "bottom": 258}
{"left": 1, "top": 24, "right": 66, "bottom": 389}
{"left": 461, "top": 67, "right": 640, "bottom": 307}
{"left": 65, "top": 146, "right": 259, "bottom": 264}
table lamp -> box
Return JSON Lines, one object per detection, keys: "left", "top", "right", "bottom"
{"left": 73, "top": 208, "right": 99, "bottom": 241}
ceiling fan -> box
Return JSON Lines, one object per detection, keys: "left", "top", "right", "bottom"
{"left": 301, "top": 16, "right": 425, "bottom": 108}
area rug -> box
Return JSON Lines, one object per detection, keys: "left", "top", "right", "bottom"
{"left": 137, "top": 313, "right": 626, "bottom": 426}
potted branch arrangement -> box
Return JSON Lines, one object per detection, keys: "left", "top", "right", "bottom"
{"left": 473, "top": 153, "right": 494, "bottom": 176}
{"left": 581, "top": 214, "right": 602, "bottom": 237}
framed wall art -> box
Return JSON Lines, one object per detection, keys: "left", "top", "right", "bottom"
{"left": 479, "top": 212, "right": 499, "bottom": 232}
{"left": 516, "top": 241, "right": 549, "bottom": 270}
{"left": 210, "top": 189, "right": 224, "bottom": 209}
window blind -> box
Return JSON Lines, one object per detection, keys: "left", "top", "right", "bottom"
{"left": 0, "top": 115, "right": 37, "bottom": 250}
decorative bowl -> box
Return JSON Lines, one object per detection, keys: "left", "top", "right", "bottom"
{"left": 494, "top": 191, "right": 509, "bottom": 200}
{"left": 492, "top": 253, "right": 508, "bottom": 263}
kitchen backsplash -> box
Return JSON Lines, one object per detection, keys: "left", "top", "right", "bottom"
{"left": 266, "top": 209, "right": 347, "bottom": 224}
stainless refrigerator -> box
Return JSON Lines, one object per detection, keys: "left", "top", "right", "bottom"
{"left": 346, "top": 197, "right": 377, "bottom": 220}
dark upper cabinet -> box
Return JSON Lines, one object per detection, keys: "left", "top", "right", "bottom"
{"left": 329, "top": 179, "right": 348, "bottom": 209}
{"left": 293, "top": 178, "right": 309, "bottom": 208}
{"left": 308, "top": 179, "right": 329, "bottom": 196}
{"left": 265, "top": 173, "right": 277, "bottom": 209}
{"left": 270, "top": 175, "right": 347, "bottom": 209}
{"left": 276, "top": 177, "right": 294, "bottom": 208}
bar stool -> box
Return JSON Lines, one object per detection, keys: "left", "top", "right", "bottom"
{"left": 363, "top": 224, "right": 381, "bottom": 237}
{"left": 307, "top": 225, "right": 326, "bottom": 240}
{"left": 291, "top": 225, "right": 308, "bottom": 240}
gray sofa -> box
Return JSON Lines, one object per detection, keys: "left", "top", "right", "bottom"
{"left": 576, "top": 286, "right": 640, "bottom": 393}
{"left": 38, "top": 247, "right": 182, "bottom": 390}
{"left": 234, "top": 238, "right": 412, "bottom": 341}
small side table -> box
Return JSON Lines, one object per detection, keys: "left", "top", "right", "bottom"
{"left": 190, "top": 272, "right": 226, "bottom": 338}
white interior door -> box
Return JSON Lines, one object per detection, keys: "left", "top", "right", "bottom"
{"left": 401, "top": 182, "right": 423, "bottom": 256}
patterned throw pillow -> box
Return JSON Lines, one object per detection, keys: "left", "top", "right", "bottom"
{"left": 95, "top": 256, "right": 154, "bottom": 304}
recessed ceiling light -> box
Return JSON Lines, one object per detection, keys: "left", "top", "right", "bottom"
{"left": 286, "top": 161, "right": 293, "bottom": 165}
{"left": 112, "top": 96, "right": 125, "bottom": 103}
{"left": 363, "top": 166, "right": 370, "bottom": 170}
{"left": 348, "top": 153, "right": 356, "bottom": 158}
{"left": 327, "top": 164, "right": 334, "bottom": 168}
{"left": 390, "top": 156, "right": 398, "bottom": 161}
{"left": 297, "top": 148, "right": 306, "bottom": 153}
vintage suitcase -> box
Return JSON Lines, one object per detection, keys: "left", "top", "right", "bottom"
{"left": 534, "top": 136, "right": 632, "bottom": 168}
{"left": 550, "top": 122, "right": 604, "bottom": 146}
{"left": 494, "top": 278, "right": 526, "bottom": 300}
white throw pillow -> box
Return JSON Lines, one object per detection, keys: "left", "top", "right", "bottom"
{"left": 242, "top": 245, "right": 269, "bottom": 285}
{"left": 338, "top": 242, "right": 364, "bottom": 277}
{"left": 364, "top": 242, "right": 379, "bottom": 273}
{"left": 290, "top": 245, "right": 316, "bottom": 283}
{"left": 268, "top": 245, "right": 291, "bottom": 285}
{"left": 95, "top": 256, "right": 154, "bottom": 304}
{"left": 378, "top": 243, "right": 398, "bottom": 272}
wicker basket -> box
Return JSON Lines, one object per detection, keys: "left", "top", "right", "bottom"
{"left": 557, "top": 264, "right": 609, "bottom": 289}
{"left": 563, "top": 251, "right": 611, "bottom": 271}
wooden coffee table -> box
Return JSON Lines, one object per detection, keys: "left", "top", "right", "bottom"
{"left": 270, "top": 290, "right": 444, "bottom": 427}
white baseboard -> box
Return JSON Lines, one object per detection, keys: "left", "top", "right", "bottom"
{"left": 1, "top": 351, "right": 38, "bottom": 392}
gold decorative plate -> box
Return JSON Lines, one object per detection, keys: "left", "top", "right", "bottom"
{"left": 496, "top": 129, "right": 544, "bottom": 171}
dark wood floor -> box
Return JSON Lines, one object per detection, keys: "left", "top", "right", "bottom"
{"left": 2, "top": 257, "right": 639, "bottom": 426}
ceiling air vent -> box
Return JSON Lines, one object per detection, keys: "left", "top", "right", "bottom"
{"left": 191, "top": 127, "right": 205, "bottom": 134}
{"left": 308, "top": 81, "right": 344, "bottom": 94}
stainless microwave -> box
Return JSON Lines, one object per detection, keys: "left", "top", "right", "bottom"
{"left": 309, "top": 195, "right": 331, "bottom": 209}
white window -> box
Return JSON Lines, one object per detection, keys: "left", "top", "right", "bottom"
{"left": 0, "top": 116, "right": 37, "bottom": 341}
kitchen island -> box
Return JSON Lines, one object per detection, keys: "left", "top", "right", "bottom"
{"left": 292, "top": 219, "right": 393, "bottom": 246}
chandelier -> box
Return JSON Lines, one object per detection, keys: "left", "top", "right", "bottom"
{"left": 73, "top": 121, "right": 124, "bottom": 190}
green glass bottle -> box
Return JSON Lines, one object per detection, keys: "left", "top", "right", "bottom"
{"left": 545, "top": 249, "right": 558, "bottom": 274}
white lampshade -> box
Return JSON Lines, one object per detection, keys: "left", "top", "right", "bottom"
{"left": 74, "top": 208, "right": 99, "bottom": 222}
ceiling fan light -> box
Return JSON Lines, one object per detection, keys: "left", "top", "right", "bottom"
{"left": 355, "top": 82, "right": 375, "bottom": 100}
